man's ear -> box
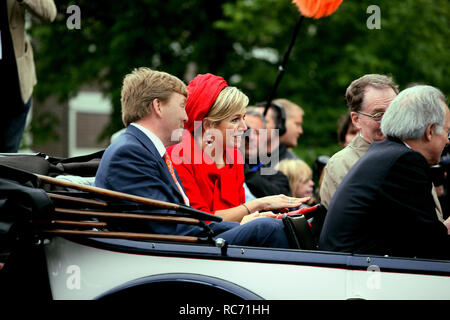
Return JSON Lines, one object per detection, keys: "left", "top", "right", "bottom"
{"left": 350, "top": 111, "right": 361, "bottom": 130}
{"left": 424, "top": 123, "right": 434, "bottom": 142}
{"left": 151, "top": 98, "right": 163, "bottom": 118}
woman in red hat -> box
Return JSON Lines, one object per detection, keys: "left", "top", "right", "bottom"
{"left": 167, "top": 74, "right": 308, "bottom": 223}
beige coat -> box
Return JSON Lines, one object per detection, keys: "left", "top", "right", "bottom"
{"left": 320, "top": 134, "right": 444, "bottom": 222}
{"left": 7, "top": 0, "right": 56, "bottom": 103}
{"left": 320, "top": 134, "right": 370, "bottom": 209}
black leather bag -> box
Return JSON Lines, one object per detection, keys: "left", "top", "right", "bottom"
{"left": 282, "top": 214, "right": 317, "bottom": 250}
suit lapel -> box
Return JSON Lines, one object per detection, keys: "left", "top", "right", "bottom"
{"left": 125, "top": 125, "right": 186, "bottom": 204}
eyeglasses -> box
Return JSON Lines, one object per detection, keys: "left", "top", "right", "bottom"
{"left": 358, "top": 111, "right": 385, "bottom": 122}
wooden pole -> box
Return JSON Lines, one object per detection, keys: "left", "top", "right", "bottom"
{"left": 41, "top": 229, "right": 199, "bottom": 243}
{"left": 48, "top": 192, "right": 108, "bottom": 207}
{"left": 37, "top": 174, "right": 177, "bottom": 209}
{"left": 36, "top": 174, "right": 222, "bottom": 222}
{"left": 54, "top": 207, "right": 201, "bottom": 225}
{"left": 37, "top": 220, "right": 108, "bottom": 228}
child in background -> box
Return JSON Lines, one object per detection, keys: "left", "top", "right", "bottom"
{"left": 277, "top": 159, "right": 316, "bottom": 206}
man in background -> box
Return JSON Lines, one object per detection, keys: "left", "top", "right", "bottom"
{"left": 275, "top": 98, "right": 304, "bottom": 161}
{"left": 320, "top": 74, "right": 398, "bottom": 209}
{"left": 243, "top": 107, "right": 290, "bottom": 199}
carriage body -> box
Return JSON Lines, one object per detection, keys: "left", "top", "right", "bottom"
{"left": 1, "top": 152, "right": 449, "bottom": 300}
{"left": 45, "top": 235, "right": 450, "bottom": 300}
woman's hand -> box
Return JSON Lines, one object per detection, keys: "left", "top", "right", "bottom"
{"left": 240, "top": 211, "right": 263, "bottom": 225}
{"left": 240, "top": 211, "right": 282, "bottom": 224}
{"left": 258, "top": 211, "right": 280, "bottom": 218}
{"left": 246, "top": 194, "right": 310, "bottom": 213}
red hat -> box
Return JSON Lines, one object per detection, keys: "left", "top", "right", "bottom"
{"left": 185, "top": 73, "right": 228, "bottom": 133}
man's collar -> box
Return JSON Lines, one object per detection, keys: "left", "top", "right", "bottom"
{"left": 402, "top": 140, "right": 412, "bottom": 149}
{"left": 130, "top": 123, "right": 166, "bottom": 157}
{"left": 359, "top": 132, "right": 369, "bottom": 143}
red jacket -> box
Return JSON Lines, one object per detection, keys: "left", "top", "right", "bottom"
{"left": 167, "top": 131, "right": 245, "bottom": 215}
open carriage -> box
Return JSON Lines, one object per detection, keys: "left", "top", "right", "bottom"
{"left": 0, "top": 151, "right": 449, "bottom": 300}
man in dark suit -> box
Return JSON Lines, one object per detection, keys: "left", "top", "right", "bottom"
{"left": 319, "top": 85, "right": 450, "bottom": 260}
{"left": 95, "top": 67, "right": 291, "bottom": 248}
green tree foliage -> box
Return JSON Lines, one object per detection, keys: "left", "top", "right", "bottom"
{"left": 32, "top": 0, "right": 236, "bottom": 141}
{"left": 215, "top": 0, "right": 449, "bottom": 163}
{"left": 32, "top": 0, "right": 449, "bottom": 165}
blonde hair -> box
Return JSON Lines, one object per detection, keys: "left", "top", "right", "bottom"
{"left": 121, "top": 67, "right": 187, "bottom": 126}
{"left": 277, "top": 159, "right": 312, "bottom": 197}
{"left": 203, "top": 86, "right": 249, "bottom": 128}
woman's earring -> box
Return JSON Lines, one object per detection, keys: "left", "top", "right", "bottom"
{"left": 205, "top": 136, "right": 214, "bottom": 145}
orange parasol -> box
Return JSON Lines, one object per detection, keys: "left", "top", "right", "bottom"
{"left": 292, "top": 0, "right": 343, "bottom": 19}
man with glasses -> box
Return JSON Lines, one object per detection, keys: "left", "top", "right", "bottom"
{"left": 320, "top": 74, "right": 399, "bottom": 209}
{"left": 321, "top": 75, "right": 445, "bottom": 224}
{"left": 319, "top": 85, "right": 450, "bottom": 259}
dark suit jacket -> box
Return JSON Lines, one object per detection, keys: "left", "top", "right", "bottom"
{"left": 319, "top": 137, "right": 450, "bottom": 260}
